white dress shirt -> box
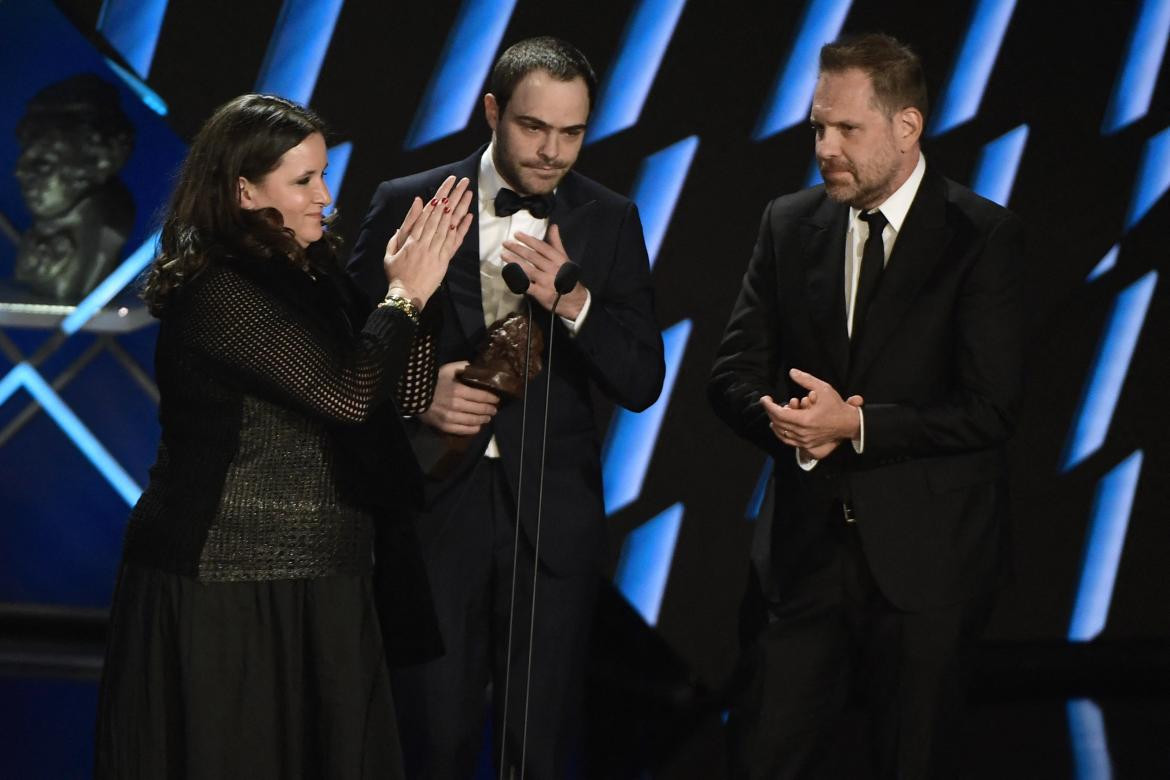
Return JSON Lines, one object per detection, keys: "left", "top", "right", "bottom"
{"left": 477, "top": 145, "right": 591, "bottom": 456}
{"left": 797, "top": 153, "right": 927, "bottom": 470}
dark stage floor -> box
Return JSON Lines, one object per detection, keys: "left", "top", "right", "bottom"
{"left": 3, "top": 672, "right": 1167, "bottom": 778}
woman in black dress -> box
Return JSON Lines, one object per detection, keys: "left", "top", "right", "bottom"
{"left": 95, "top": 94, "right": 472, "bottom": 778}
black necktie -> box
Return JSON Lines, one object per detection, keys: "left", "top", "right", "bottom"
{"left": 494, "top": 188, "right": 555, "bottom": 219}
{"left": 853, "top": 209, "right": 888, "bottom": 341}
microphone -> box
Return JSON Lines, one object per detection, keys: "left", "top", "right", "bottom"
{"left": 502, "top": 261, "right": 531, "bottom": 295}
{"left": 553, "top": 261, "right": 580, "bottom": 296}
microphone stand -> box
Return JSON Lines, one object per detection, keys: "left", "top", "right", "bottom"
{"left": 517, "top": 262, "right": 579, "bottom": 780}
{"left": 498, "top": 263, "right": 532, "bottom": 780}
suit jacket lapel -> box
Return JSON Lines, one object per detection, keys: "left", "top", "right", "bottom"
{"left": 444, "top": 148, "right": 488, "bottom": 346}
{"left": 802, "top": 198, "right": 850, "bottom": 386}
{"left": 849, "top": 169, "right": 954, "bottom": 384}
{"left": 548, "top": 173, "right": 597, "bottom": 274}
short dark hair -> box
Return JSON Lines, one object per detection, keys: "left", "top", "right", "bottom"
{"left": 820, "top": 33, "right": 929, "bottom": 120}
{"left": 488, "top": 36, "right": 597, "bottom": 116}
{"left": 142, "top": 94, "right": 337, "bottom": 314}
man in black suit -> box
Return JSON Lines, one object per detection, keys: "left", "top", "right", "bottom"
{"left": 709, "top": 34, "right": 1024, "bottom": 779}
{"left": 348, "top": 37, "right": 664, "bottom": 779}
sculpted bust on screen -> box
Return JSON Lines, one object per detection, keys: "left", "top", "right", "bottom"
{"left": 13, "top": 75, "right": 135, "bottom": 302}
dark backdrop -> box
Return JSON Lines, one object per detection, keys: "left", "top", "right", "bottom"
{"left": 3, "top": 0, "right": 1166, "bottom": 699}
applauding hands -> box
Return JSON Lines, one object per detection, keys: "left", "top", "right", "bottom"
{"left": 383, "top": 175, "right": 474, "bottom": 308}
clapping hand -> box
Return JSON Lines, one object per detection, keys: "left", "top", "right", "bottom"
{"left": 762, "top": 369, "right": 864, "bottom": 460}
{"left": 501, "top": 225, "right": 588, "bottom": 319}
{"left": 383, "top": 175, "right": 473, "bottom": 308}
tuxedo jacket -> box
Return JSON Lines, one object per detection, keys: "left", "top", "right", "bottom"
{"left": 709, "top": 166, "right": 1024, "bottom": 611}
{"left": 348, "top": 147, "right": 665, "bottom": 575}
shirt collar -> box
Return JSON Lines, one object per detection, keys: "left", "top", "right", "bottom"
{"left": 478, "top": 144, "right": 506, "bottom": 216}
{"left": 849, "top": 152, "right": 926, "bottom": 233}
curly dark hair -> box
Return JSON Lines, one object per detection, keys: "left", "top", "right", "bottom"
{"left": 141, "top": 94, "right": 340, "bottom": 315}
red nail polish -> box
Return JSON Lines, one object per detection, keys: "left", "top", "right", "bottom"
{"left": 441, "top": 197, "right": 448, "bottom": 203}
{"left": 449, "top": 225, "right": 456, "bottom": 230}
{"left": 443, "top": 207, "right": 451, "bottom": 213}
{"left": 430, "top": 198, "right": 438, "bottom": 206}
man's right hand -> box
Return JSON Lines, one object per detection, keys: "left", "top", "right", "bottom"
{"left": 419, "top": 361, "right": 500, "bottom": 436}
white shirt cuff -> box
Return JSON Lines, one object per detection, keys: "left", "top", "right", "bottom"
{"left": 796, "top": 449, "right": 818, "bottom": 471}
{"left": 559, "top": 288, "right": 591, "bottom": 335}
{"left": 851, "top": 406, "right": 865, "bottom": 454}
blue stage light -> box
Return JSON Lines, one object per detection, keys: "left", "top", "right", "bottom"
{"left": 971, "top": 124, "right": 1028, "bottom": 206}
{"left": 103, "top": 57, "right": 168, "bottom": 116}
{"left": 753, "top": 0, "right": 852, "bottom": 140}
{"left": 1086, "top": 245, "right": 1120, "bottom": 283}
{"left": 806, "top": 156, "right": 824, "bottom": 188}
{"left": 930, "top": 0, "right": 1017, "bottom": 136}
{"left": 745, "top": 460, "right": 773, "bottom": 521}
{"left": 1125, "top": 125, "right": 1170, "bottom": 229}
{"left": 1102, "top": 0, "right": 1170, "bottom": 133}
{"left": 587, "top": 0, "right": 688, "bottom": 143}
{"left": 614, "top": 502, "right": 685, "bottom": 626}
{"left": 324, "top": 141, "right": 353, "bottom": 217}
{"left": 404, "top": 0, "right": 517, "bottom": 150}
{"left": 1068, "top": 451, "right": 1143, "bottom": 642}
{"left": 0, "top": 364, "right": 143, "bottom": 507}
{"left": 254, "top": 0, "right": 345, "bottom": 105}
{"left": 1063, "top": 272, "right": 1157, "bottom": 470}
{"left": 97, "top": 0, "right": 169, "bottom": 78}
{"left": 1066, "top": 699, "right": 1114, "bottom": 778}
{"left": 629, "top": 136, "right": 699, "bottom": 267}
{"left": 602, "top": 319, "right": 692, "bottom": 515}
{"left": 61, "top": 232, "right": 160, "bottom": 336}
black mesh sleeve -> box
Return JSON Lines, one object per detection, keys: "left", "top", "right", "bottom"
{"left": 177, "top": 266, "right": 417, "bottom": 424}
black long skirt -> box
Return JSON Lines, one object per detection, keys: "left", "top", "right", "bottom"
{"left": 95, "top": 564, "right": 404, "bottom": 779}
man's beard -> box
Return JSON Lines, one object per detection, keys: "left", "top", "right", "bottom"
{"left": 821, "top": 160, "right": 898, "bottom": 210}
{"left": 494, "top": 143, "right": 568, "bottom": 196}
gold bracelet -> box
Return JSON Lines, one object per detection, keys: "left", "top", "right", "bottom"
{"left": 378, "top": 294, "right": 419, "bottom": 322}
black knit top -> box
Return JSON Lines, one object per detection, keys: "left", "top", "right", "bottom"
{"left": 122, "top": 256, "right": 420, "bottom": 582}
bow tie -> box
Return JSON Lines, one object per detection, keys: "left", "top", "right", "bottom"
{"left": 494, "top": 187, "right": 555, "bottom": 219}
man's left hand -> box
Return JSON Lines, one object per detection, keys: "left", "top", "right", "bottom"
{"left": 502, "top": 224, "right": 588, "bottom": 319}
{"left": 763, "top": 368, "right": 862, "bottom": 451}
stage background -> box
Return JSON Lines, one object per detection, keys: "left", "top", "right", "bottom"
{"left": 1, "top": 0, "right": 1167, "bottom": 776}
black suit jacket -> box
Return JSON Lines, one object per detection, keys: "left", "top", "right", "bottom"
{"left": 348, "top": 147, "right": 665, "bottom": 575}
{"left": 709, "top": 166, "right": 1024, "bottom": 611}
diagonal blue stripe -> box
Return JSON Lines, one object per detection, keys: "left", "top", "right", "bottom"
{"left": 1063, "top": 272, "right": 1157, "bottom": 470}
{"left": 745, "top": 459, "right": 773, "bottom": 521}
{"left": 1067, "top": 699, "right": 1114, "bottom": 779}
{"left": 1068, "top": 451, "right": 1143, "bottom": 642}
{"left": 1086, "top": 245, "right": 1120, "bottom": 283}
{"left": 324, "top": 141, "right": 353, "bottom": 217}
{"left": 1102, "top": 0, "right": 1170, "bottom": 134}
{"left": 103, "top": 57, "right": 168, "bottom": 116}
{"left": 602, "top": 319, "right": 692, "bottom": 514}
{"left": 930, "top": 0, "right": 1018, "bottom": 136}
{"left": 629, "top": 136, "right": 699, "bottom": 266}
{"left": 614, "top": 502, "right": 684, "bottom": 626}
{"left": 0, "top": 364, "right": 142, "bottom": 507}
{"left": 1125, "top": 125, "right": 1170, "bottom": 229}
{"left": 61, "top": 231, "right": 160, "bottom": 335}
{"left": 971, "top": 124, "right": 1029, "bottom": 206}
{"left": 404, "top": 0, "right": 517, "bottom": 150}
{"left": 254, "top": 0, "right": 345, "bottom": 105}
{"left": 587, "top": 0, "right": 688, "bottom": 143}
{"left": 97, "top": 0, "right": 169, "bottom": 77}
{"left": 753, "top": 0, "right": 853, "bottom": 140}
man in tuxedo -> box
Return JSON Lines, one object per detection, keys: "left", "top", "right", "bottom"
{"left": 709, "top": 34, "right": 1024, "bottom": 779}
{"left": 348, "top": 37, "right": 664, "bottom": 779}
